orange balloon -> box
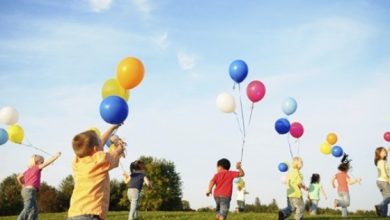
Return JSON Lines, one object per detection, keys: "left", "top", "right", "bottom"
{"left": 326, "top": 133, "right": 338, "bottom": 145}
{"left": 116, "top": 57, "right": 145, "bottom": 89}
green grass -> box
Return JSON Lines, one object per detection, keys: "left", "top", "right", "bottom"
{"left": 0, "top": 211, "right": 384, "bottom": 220}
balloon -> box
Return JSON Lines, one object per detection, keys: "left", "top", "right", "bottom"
{"left": 320, "top": 142, "right": 332, "bottom": 155}
{"left": 7, "top": 124, "right": 24, "bottom": 144}
{"left": 278, "top": 162, "right": 288, "bottom": 172}
{"left": 282, "top": 97, "right": 297, "bottom": 115}
{"left": 99, "top": 96, "right": 129, "bottom": 124}
{"left": 290, "top": 122, "right": 304, "bottom": 138}
{"left": 327, "top": 133, "right": 338, "bottom": 145}
{"left": 117, "top": 57, "right": 145, "bottom": 89}
{"left": 216, "top": 93, "right": 235, "bottom": 113}
{"left": 384, "top": 132, "right": 390, "bottom": 142}
{"left": 0, "top": 106, "right": 19, "bottom": 125}
{"left": 229, "top": 60, "right": 248, "bottom": 83}
{"left": 234, "top": 178, "right": 241, "bottom": 184}
{"left": 89, "top": 127, "right": 101, "bottom": 137}
{"left": 280, "top": 175, "right": 288, "bottom": 184}
{"left": 102, "top": 78, "right": 130, "bottom": 101}
{"left": 332, "top": 146, "right": 344, "bottom": 158}
{"left": 275, "top": 118, "right": 290, "bottom": 134}
{"left": 246, "top": 80, "right": 266, "bottom": 103}
{"left": 105, "top": 139, "right": 112, "bottom": 147}
{"left": 0, "top": 128, "right": 8, "bottom": 145}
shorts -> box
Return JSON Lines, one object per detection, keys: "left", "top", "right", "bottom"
{"left": 214, "top": 196, "right": 231, "bottom": 218}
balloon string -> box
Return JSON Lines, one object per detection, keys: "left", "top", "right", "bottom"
{"left": 287, "top": 134, "right": 293, "bottom": 159}
{"left": 240, "top": 139, "right": 245, "bottom": 162}
{"left": 233, "top": 112, "right": 244, "bottom": 136}
{"left": 238, "top": 84, "right": 246, "bottom": 139}
{"left": 20, "top": 143, "right": 53, "bottom": 156}
{"left": 296, "top": 139, "right": 300, "bottom": 156}
{"left": 247, "top": 103, "right": 254, "bottom": 131}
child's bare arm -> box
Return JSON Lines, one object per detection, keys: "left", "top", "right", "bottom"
{"left": 108, "top": 144, "right": 124, "bottom": 170}
{"left": 347, "top": 177, "right": 362, "bottom": 185}
{"left": 122, "top": 172, "right": 130, "bottom": 184}
{"left": 144, "top": 176, "right": 151, "bottom": 187}
{"left": 236, "top": 162, "right": 245, "bottom": 177}
{"left": 100, "top": 124, "right": 121, "bottom": 149}
{"left": 320, "top": 186, "right": 328, "bottom": 199}
{"left": 16, "top": 174, "right": 24, "bottom": 186}
{"left": 331, "top": 176, "right": 337, "bottom": 188}
{"left": 206, "top": 181, "right": 215, "bottom": 196}
{"left": 39, "top": 152, "right": 61, "bottom": 170}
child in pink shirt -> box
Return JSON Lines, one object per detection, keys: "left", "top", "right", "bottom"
{"left": 16, "top": 153, "right": 61, "bottom": 220}
{"left": 206, "top": 158, "right": 245, "bottom": 220}
{"left": 332, "top": 154, "right": 361, "bottom": 218}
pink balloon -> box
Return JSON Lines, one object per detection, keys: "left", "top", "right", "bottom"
{"left": 384, "top": 131, "right": 390, "bottom": 142}
{"left": 290, "top": 122, "right": 304, "bottom": 138}
{"left": 246, "top": 80, "right": 266, "bottom": 103}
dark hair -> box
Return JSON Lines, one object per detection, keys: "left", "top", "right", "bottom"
{"left": 338, "top": 154, "right": 351, "bottom": 172}
{"left": 130, "top": 160, "right": 145, "bottom": 174}
{"left": 310, "top": 173, "right": 320, "bottom": 184}
{"left": 217, "top": 158, "right": 231, "bottom": 170}
{"left": 375, "top": 147, "right": 387, "bottom": 166}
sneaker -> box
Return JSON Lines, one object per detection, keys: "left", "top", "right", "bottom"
{"left": 375, "top": 205, "right": 381, "bottom": 216}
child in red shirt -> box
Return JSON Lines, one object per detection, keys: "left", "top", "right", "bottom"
{"left": 206, "top": 158, "right": 245, "bottom": 220}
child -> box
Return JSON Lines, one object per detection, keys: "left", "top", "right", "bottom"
{"left": 206, "top": 158, "right": 245, "bottom": 220}
{"left": 332, "top": 154, "right": 362, "bottom": 218}
{"left": 235, "top": 178, "right": 248, "bottom": 213}
{"left": 67, "top": 124, "right": 124, "bottom": 220}
{"left": 278, "top": 157, "right": 307, "bottom": 220}
{"left": 374, "top": 147, "right": 390, "bottom": 217}
{"left": 123, "top": 160, "right": 151, "bottom": 220}
{"left": 308, "top": 173, "right": 327, "bottom": 215}
{"left": 16, "top": 152, "right": 61, "bottom": 220}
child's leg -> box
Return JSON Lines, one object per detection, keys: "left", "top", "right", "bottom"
{"left": 310, "top": 200, "right": 319, "bottom": 215}
{"left": 338, "top": 192, "right": 350, "bottom": 217}
{"left": 216, "top": 197, "right": 230, "bottom": 220}
{"left": 127, "top": 189, "right": 139, "bottom": 220}
{"left": 377, "top": 180, "right": 390, "bottom": 216}
{"left": 18, "top": 188, "right": 36, "bottom": 220}
{"left": 290, "top": 198, "right": 304, "bottom": 220}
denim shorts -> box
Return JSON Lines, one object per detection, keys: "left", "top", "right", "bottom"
{"left": 214, "top": 196, "right": 231, "bottom": 218}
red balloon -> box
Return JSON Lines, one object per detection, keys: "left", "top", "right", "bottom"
{"left": 290, "top": 122, "right": 304, "bottom": 138}
{"left": 384, "top": 132, "right": 390, "bottom": 142}
{"left": 246, "top": 80, "right": 266, "bottom": 103}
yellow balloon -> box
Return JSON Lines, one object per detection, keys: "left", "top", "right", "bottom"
{"left": 7, "top": 124, "right": 24, "bottom": 144}
{"left": 320, "top": 142, "right": 332, "bottom": 155}
{"left": 326, "top": 133, "right": 338, "bottom": 145}
{"left": 102, "top": 78, "right": 130, "bottom": 101}
{"left": 89, "top": 127, "right": 101, "bottom": 138}
{"left": 108, "top": 144, "right": 116, "bottom": 153}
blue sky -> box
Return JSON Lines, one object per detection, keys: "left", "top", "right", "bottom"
{"left": 1, "top": 0, "right": 390, "bottom": 211}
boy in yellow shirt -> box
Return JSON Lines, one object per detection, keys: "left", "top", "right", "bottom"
{"left": 68, "top": 124, "right": 125, "bottom": 220}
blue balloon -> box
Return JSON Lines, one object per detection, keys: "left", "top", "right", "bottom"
{"left": 100, "top": 96, "right": 129, "bottom": 124}
{"left": 0, "top": 128, "right": 8, "bottom": 145}
{"left": 282, "top": 97, "right": 298, "bottom": 115}
{"left": 275, "top": 118, "right": 290, "bottom": 134}
{"left": 332, "top": 146, "right": 344, "bottom": 158}
{"left": 105, "top": 139, "right": 112, "bottom": 147}
{"left": 278, "top": 162, "right": 288, "bottom": 172}
{"left": 229, "top": 60, "right": 248, "bottom": 83}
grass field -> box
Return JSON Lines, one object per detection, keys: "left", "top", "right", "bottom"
{"left": 0, "top": 211, "right": 384, "bottom": 220}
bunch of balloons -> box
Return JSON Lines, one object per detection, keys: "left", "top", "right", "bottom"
{"left": 100, "top": 57, "right": 145, "bottom": 124}
{"left": 215, "top": 59, "right": 266, "bottom": 161}
{"left": 320, "top": 132, "right": 343, "bottom": 158}
{"left": 274, "top": 97, "right": 304, "bottom": 139}
{"left": 0, "top": 106, "right": 24, "bottom": 145}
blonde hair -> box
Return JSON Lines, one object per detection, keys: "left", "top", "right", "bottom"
{"left": 72, "top": 130, "right": 100, "bottom": 158}
{"left": 28, "top": 155, "right": 44, "bottom": 167}
{"left": 291, "top": 156, "right": 303, "bottom": 169}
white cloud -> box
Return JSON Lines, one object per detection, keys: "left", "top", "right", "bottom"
{"left": 132, "top": 0, "right": 153, "bottom": 15}
{"left": 152, "top": 32, "right": 168, "bottom": 49}
{"left": 177, "top": 52, "right": 197, "bottom": 70}
{"left": 88, "top": 0, "right": 113, "bottom": 12}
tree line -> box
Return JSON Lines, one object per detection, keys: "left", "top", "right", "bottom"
{"left": 0, "top": 156, "right": 184, "bottom": 216}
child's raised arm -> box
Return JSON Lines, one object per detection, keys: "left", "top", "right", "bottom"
{"left": 39, "top": 152, "right": 61, "bottom": 170}
{"left": 236, "top": 162, "right": 245, "bottom": 177}
{"left": 108, "top": 142, "right": 125, "bottom": 170}
{"left": 100, "top": 124, "right": 121, "bottom": 150}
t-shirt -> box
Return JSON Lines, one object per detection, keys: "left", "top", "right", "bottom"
{"left": 68, "top": 151, "right": 120, "bottom": 220}
{"left": 129, "top": 172, "right": 145, "bottom": 190}
{"left": 377, "top": 160, "right": 390, "bottom": 182}
{"left": 23, "top": 166, "right": 42, "bottom": 190}
{"left": 335, "top": 171, "right": 349, "bottom": 193}
{"left": 308, "top": 183, "right": 321, "bottom": 200}
{"left": 211, "top": 170, "right": 240, "bottom": 198}
{"left": 287, "top": 168, "right": 303, "bottom": 198}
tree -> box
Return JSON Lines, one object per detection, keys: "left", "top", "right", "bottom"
{"left": 38, "top": 182, "right": 61, "bottom": 212}
{"left": 0, "top": 174, "right": 22, "bottom": 216}
{"left": 109, "top": 179, "right": 128, "bottom": 211}
{"left": 57, "top": 175, "right": 74, "bottom": 211}
{"left": 182, "top": 200, "right": 191, "bottom": 211}
{"left": 138, "top": 156, "right": 183, "bottom": 211}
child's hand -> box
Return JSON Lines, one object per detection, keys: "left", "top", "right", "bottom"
{"left": 55, "top": 152, "right": 62, "bottom": 158}
{"left": 206, "top": 191, "right": 212, "bottom": 197}
{"left": 122, "top": 172, "right": 129, "bottom": 178}
{"left": 236, "top": 162, "right": 242, "bottom": 169}
{"left": 112, "top": 124, "right": 122, "bottom": 130}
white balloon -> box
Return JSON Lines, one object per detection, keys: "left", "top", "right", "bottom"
{"left": 216, "top": 93, "right": 235, "bottom": 113}
{"left": 0, "top": 106, "right": 19, "bottom": 125}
